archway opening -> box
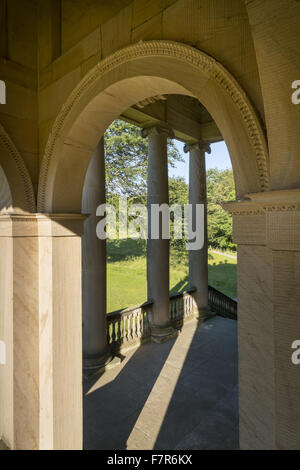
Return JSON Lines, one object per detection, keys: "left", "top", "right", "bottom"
{"left": 81, "top": 91, "right": 238, "bottom": 449}
{"left": 39, "top": 41, "right": 268, "bottom": 450}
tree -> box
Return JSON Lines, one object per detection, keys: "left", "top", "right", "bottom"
{"left": 206, "top": 169, "right": 236, "bottom": 251}
{"left": 105, "top": 120, "right": 183, "bottom": 198}
{"left": 105, "top": 120, "right": 236, "bottom": 252}
{"left": 169, "top": 177, "right": 189, "bottom": 250}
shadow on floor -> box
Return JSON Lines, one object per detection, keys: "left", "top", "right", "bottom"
{"left": 83, "top": 316, "right": 238, "bottom": 450}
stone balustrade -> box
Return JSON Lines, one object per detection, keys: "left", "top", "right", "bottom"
{"left": 107, "top": 301, "right": 153, "bottom": 352}
{"left": 107, "top": 286, "right": 237, "bottom": 353}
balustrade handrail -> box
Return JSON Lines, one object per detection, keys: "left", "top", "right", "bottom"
{"left": 208, "top": 285, "right": 237, "bottom": 320}
{"left": 169, "top": 286, "right": 196, "bottom": 300}
{"left": 107, "top": 300, "right": 153, "bottom": 321}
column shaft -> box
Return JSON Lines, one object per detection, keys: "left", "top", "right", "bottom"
{"left": 82, "top": 138, "right": 110, "bottom": 370}
{"left": 0, "top": 214, "right": 84, "bottom": 450}
{"left": 185, "top": 142, "right": 210, "bottom": 313}
{"left": 143, "top": 126, "right": 175, "bottom": 342}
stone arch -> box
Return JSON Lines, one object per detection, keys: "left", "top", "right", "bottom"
{"left": 0, "top": 164, "right": 12, "bottom": 213}
{"left": 38, "top": 40, "right": 269, "bottom": 213}
{"left": 0, "top": 124, "right": 36, "bottom": 213}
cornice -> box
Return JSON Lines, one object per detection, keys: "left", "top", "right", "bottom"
{"left": 222, "top": 189, "right": 300, "bottom": 215}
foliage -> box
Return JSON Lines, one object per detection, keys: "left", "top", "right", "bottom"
{"left": 206, "top": 169, "right": 236, "bottom": 251}
{"left": 105, "top": 120, "right": 182, "bottom": 197}
{"left": 104, "top": 120, "right": 236, "bottom": 252}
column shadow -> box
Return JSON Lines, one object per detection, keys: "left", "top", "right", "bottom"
{"left": 83, "top": 339, "right": 175, "bottom": 450}
{"left": 83, "top": 316, "right": 238, "bottom": 450}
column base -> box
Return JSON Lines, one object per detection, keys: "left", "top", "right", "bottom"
{"left": 195, "top": 306, "right": 215, "bottom": 322}
{"left": 83, "top": 349, "right": 118, "bottom": 375}
{"left": 83, "top": 355, "right": 122, "bottom": 379}
{"left": 150, "top": 324, "right": 178, "bottom": 344}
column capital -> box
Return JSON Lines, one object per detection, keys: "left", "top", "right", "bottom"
{"left": 184, "top": 141, "right": 211, "bottom": 155}
{"left": 141, "top": 125, "right": 174, "bottom": 139}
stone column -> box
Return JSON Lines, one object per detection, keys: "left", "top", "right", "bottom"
{"left": 184, "top": 141, "right": 211, "bottom": 315}
{"left": 141, "top": 125, "right": 175, "bottom": 343}
{"left": 223, "top": 189, "right": 300, "bottom": 450}
{"left": 0, "top": 213, "right": 85, "bottom": 450}
{"left": 82, "top": 138, "right": 111, "bottom": 371}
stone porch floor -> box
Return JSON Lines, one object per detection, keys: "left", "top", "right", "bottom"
{"left": 83, "top": 315, "right": 239, "bottom": 450}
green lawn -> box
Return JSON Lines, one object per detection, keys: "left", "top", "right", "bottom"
{"left": 107, "top": 239, "right": 237, "bottom": 313}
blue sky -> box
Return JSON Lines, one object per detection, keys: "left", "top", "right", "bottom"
{"left": 170, "top": 140, "right": 232, "bottom": 182}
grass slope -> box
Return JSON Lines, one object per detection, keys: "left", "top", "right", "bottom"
{"left": 107, "top": 239, "right": 236, "bottom": 313}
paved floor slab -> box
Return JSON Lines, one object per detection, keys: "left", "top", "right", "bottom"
{"left": 83, "top": 316, "right": 238, "bottom": 450}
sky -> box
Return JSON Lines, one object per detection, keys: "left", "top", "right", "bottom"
{"left": 169, "top": 140, "right": 232, "bottom": 182}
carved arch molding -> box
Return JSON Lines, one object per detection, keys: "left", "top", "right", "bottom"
{"left": 38, "top": 40, "right": 269, "bottom": 212}
{"left": 0, "top": 124, "right": 36, "bottom": 213}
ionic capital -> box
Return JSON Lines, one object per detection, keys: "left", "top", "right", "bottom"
{"left": 141, "top": 125, "right": 175, "bottom": 139}
{"left": 183, "top": 141, "right": 211, "bottom": 155}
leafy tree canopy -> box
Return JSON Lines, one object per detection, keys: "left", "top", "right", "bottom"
{"left": 104, "top": 120, "right": 236, "bottom": 251}
{"left": 105, "top": 120, "right": 182, "bottom": 198}
{"left": 207, "top": 169, "right": 236, "bottom": 251}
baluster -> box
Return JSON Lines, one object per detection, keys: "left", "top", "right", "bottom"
{"left": 136, "top": 310, "right": 141, "bottom": 338}
{"left": 116, "top": 319, "right": 121, "bottom": 345}
{"left": 188, "top": 295, "right": 191, "bottom": 316}
{"left": 134, "top": 311, "right": 138, "bottom": 340}
{"left": 124, "top": 315, "right": 128, "bottom": 343}
{"left": 129, "top": 313, "right": 133, "bottom": 342}
{"left": 111, "top": 320, "right": 116, "bottom": 345}
{"left": 145, "top": 311, "right": 150, "bottom": 336}
{"left": 123, "top": 315, "right": 127, "bottom": 344}
{"left": 139, "top": 310, "right": 144, "bottom": 338}
{"left": 130, "top": 312, "right": 134, "bottom": 341}
{"left": 116, "top": 319, "right": 120, "bottom": 344}
{"left": 107, "top": 321, "right": 111, "bottom": 345}
{"left": 126, "top": 314, "right": 130, "bottom": 343}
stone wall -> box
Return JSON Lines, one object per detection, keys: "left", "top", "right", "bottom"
{"left": 0, "top": 0, "right": 265, "bottom": 196}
